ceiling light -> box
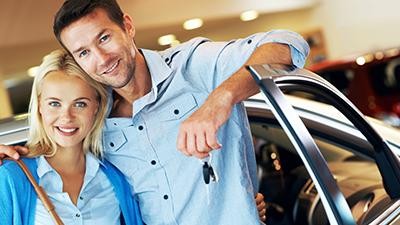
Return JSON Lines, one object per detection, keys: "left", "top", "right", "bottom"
{"left": 385, "top": 48, "right": 400, "bottom": 57}
{"left": 356, "top": 57, "right": 366, "bottom": 66}
{"left": 183, "top": 18, "right": 203, "bottom": 30}
{"left": 171, "top": 39, "right": 181, "bottom": 47}
{"left": 375, "top": 51, "right": 384, "bottom": 60}
{"left": 240, "top": 10, "right": 259, "bottom": 21}
{"left": 158, "top": 34, "right": 176, "bottom": 46}
{"left": 27, "top": 66, "right": 39, "bottom": 77}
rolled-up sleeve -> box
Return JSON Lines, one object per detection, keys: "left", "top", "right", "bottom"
{"left": 185, "top": 30, "right": 310, "bottom": 91}
{"left": 256, "top": 29, "right": 310, "bottom": 68}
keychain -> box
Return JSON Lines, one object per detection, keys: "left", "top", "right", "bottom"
{"left": 202, "top": 153, "right": 218, "bottom": 184}
{"left": 201, "top": 153, "right": 219, "bottom": 205}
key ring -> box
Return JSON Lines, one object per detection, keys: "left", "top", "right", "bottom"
{"left": 202, "top": 154, "right": 217, "bottom": 184}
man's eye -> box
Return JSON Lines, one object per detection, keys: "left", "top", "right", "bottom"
{"left": 49, "top": 101, "right": 60, "bottom": 107}
{"left": 75, "top": 102, "right": 87, "bottom": 108}
{"left": 79, "top": 50, "right": 88, "bottom": 58}
{"left": 100, "top": 34, "right": 110, "bottom": 43}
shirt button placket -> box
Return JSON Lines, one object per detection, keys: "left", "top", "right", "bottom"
{"left": 74, "top": 210, "right": 83, "bottom": 224}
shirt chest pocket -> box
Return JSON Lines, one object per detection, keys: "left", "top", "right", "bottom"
{"left": 103, "top": 130, "right": 127, "bottom": 152}
{"left": 155, "top": 93, "right": 199, "bottom": 122}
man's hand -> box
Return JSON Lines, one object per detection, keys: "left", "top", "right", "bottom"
{"left": 0, "top": 145, "right": 28, "bottom": 165}
{"left": 177, "top": 43, "right": 292, "bottom": 159}
{"left": 256, "top": 192, "right": 267, "bottom": 222}
{"left": 177, "top": 91, "right": 234, "bottom": 158}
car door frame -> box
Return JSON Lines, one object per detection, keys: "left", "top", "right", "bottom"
{"left": 247, "top": 64, "right": 400, "bottom": 225}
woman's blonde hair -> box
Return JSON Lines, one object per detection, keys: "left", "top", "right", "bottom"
{"left": 26, "top": 49, "right": 108, "bottom": 158}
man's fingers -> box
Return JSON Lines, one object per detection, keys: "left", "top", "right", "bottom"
{"left": 259, "top": 208, "right": 266, "bottom": 216}
{"left": 177, "top": 130, "right": 189, "bottom": 156}
{"left": 257, "top": 201, "right": 266, "bottom": 211}
{"left": 192, "top": 151, "right": 209, "bottom": 159}
{"left": 186, "top": 132, "right": 196, "bottom": 156}
{"left": 0, "top": 145, "right": 21, "bottom": 160}
{"left": 205, "top": 130, "right": 221, "bottom": 150}
{"left": 14, "top": 145, "right": 29, "bottom": 154}
{"left": 255, "top": 192, "right": 267, "bottom": 222}
{"left": 196, "top": 132, "right": 211, "bottom": 153}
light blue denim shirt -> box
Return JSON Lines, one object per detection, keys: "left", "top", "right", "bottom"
{"left": 103, "top": 30, "right": 309, "bottom": 225}
{"left": 34, "top": 153, "right": 121, "bottom": 225}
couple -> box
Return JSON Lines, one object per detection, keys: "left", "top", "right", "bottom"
{"left": 0, "top": 0, "right": 309, "bottom": 224}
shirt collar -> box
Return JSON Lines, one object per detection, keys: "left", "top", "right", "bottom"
{"left": 36, "top": 155, "right": 53, "bottom": 178}
{"left": 36, "top": 152, "right": 104, "bottom": 179}
{"left": 105, "top": 49, "right": 173, "bottom": 119}
{"left": 140, "top": 48, "right": 173, "bottom": 90}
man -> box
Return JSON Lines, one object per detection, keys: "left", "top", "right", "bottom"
{"left": 1, "top": 0, "right": 309, "bottom": 224}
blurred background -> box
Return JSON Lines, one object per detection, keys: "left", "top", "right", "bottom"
{"left": 1, "top": 0, "right": 400, "bottom": 125}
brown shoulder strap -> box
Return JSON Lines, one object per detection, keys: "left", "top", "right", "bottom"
{"left": 5, "top": 158, "right": 64, "bottom": 225}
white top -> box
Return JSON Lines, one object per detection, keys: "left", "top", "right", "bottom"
{"left": 34, "top": 153, "right": 121, "bottom": 225}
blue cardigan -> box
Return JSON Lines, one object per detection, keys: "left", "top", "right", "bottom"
{"left": 0, "top": 158, "right": 143, "bottom": 225}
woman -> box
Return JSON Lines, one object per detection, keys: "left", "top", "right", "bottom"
{"left": 0, "top": 49, "right": 143, "bottom": 225}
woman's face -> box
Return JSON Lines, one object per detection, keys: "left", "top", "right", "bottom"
{"left": 39, "top": 71, "right": 99, "bottom": 150}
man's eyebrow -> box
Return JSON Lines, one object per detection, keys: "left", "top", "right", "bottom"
{"left": 72, "top": 46, "right": 85, "bottom": 55}
{"left": 71, "top": 29, "right": 108, "bottom": 55}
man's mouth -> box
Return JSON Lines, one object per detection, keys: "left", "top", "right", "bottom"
{"left": 102, "top": 60, "right": 120, "bottom": 75}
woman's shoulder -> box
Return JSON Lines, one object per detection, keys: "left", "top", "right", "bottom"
{"left": 0, "top": 158, "right": 37, "bottom": 181}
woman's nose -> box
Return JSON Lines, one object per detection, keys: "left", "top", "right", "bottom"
{"left": 59, "top": 106, "right": 74, "bottom": 121}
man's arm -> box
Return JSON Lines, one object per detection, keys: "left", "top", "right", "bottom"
{"left": 177, "top": 42, "right": 292, "bottom": 158}
{"left": 0, "top": 145, "right": 28, "bottom": 164}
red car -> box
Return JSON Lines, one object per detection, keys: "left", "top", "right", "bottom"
{"left": 307, "top": 49, "right": 400, "bottom": 127}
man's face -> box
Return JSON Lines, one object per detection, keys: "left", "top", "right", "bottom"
{"left": 60, "top": 8, "right": 136, "bottom": 89}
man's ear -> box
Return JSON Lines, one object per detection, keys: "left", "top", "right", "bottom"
{"left": 123, "top": 13, "right": 135, "bottom": 38}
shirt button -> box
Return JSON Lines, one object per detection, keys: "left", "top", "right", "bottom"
{"left": 110, "top": 142, "right": 115, "bottom": 147}
{"left": 165, "top": 58, "right": 169, "bottom": 63}
{"left": 75, "top": 213, "right": 81, "bottom": 217}
{"left": 173, "top": 109, "right": 179, "bottom": 115}
{"left": 247, "top": 39, "right": 252, "bottom": 44}
{"left": 163, "top": 195, "right": 169, "bottom": 200}
{"left": 151, "top": 160, "right": 157, "bottom": 165}
{"left": 138, "top": 125, "right": 144, "bottom": 131}
{"left": 79, "top": 196, "right": 84, "bottom": 200}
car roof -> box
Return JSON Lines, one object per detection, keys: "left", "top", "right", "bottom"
{"left": 247, "top": 94, "right": 400, "bottom": 146}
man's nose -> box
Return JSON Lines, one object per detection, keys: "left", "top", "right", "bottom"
{"left": 94, "top": 48, "right": 109, "bottom": 66}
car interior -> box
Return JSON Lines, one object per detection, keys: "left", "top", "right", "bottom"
{"left": 249, "top": 116, "right": 393, "bottom": 225}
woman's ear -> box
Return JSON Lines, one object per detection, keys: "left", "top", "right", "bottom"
{"left": 38, "top": 100, "right": 43, "bottom": 115}
{"left": 123, "top": 13, "right": 136, "bottom": 38}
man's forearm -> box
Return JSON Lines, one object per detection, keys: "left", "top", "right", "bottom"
{"left": 212, "top": 42, "right": 291, "bottom": 106}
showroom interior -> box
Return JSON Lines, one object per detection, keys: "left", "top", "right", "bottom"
{"left": 2, "top": 1, "right": 400, "bottom": 224}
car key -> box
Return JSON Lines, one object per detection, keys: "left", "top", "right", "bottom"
{"left": 203, "top": 161, "right": 217, "bottom": 184}
{"left": 202, "top": 153, "right": 218, "bottom": 184}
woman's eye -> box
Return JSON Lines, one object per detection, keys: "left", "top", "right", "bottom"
{"left": 75, "top": 102, "right": 87, "bottom": 108}
{"left": 48, "top": 101, "right": 60, "bottom": 107}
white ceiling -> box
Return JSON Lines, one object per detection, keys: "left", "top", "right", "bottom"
{"left": 0, "top": 0, "right": 317, "bottom": 78}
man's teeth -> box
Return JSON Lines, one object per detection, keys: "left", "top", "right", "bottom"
{"left": 105, "top": 61, "right": 118, "bottom": 73}
{"left": 58, "top": 127, "right": 77, "bottom": 133}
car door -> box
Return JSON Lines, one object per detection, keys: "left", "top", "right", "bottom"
{"left": 247, "top": 64, "right": 400, "bottom": 225}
